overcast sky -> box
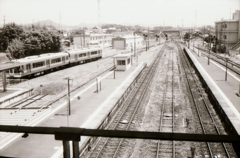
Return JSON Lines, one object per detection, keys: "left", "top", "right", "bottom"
{"left": 0, "top": 0, "right": 239, "bottom": 28}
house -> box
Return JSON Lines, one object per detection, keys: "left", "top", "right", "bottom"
{"left": 73, "top": 33, "right": 112, "bottom": 48}
{"left": 190, "top": 34, "right": 205, "bottom": 48}
{"left": 215, "top": 10, "right": 240, "bottom": 53}
{"left": 112, "top": 35, "right": 144, "bottom": 50}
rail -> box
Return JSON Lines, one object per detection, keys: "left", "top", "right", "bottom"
{"left": 80, "top": 63, "right": 147, "bottom": 157}
{"left": 179, "top": 43, "right": 240, "bottom": 157}
{"left": 87, "top": 45, "right": 164, "bottom": 157}
{"left": 195, "top": 46, "right": 240, "bottom": 75}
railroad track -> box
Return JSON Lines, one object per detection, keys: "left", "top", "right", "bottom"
{"left": 176, "top": 42, "right": 237, "bottom": 158}
{"left": 195, "top": 47, "right": 240, "bottom": 75}
{"left": 86, "top": 45, "right": 166, "bottom": 158}
{"left": 156, "top": 44, "right": 175, "bottom": 157}
{"left": 10, "top": 94, "right": 48, "bottom": 108}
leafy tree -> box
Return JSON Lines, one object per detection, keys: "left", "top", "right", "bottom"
{"left": 7, "top": 38, "right": 25, "bottom": 58}
{"left": 0, "top": 23, "right": 23, "bottom": 50}
{"left": 184, "top": 32, "right": 190, "bottom": 41}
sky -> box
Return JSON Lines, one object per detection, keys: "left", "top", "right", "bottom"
{"left": 0, "top": 0, "right": 239, "bottom": 28}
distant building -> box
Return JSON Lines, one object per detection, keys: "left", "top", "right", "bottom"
{"left": 190, "top": 34, "right": 205, "bottom": 47}
{"left": 92, "top": 26, "right": 102, "bottom": 33}
{"left": 73, "top": 33, "right": 112, "bottom": 48}
{"left": 215, "top": 10, "right": 240, "bottom": 52}
{"left": 112, "top": 35, "right": 144, "bottom": 50}
{"left": 106, "top": 27, "right": 117, "bottom": 34}
{"left": 112, "top": 31, "right": 134, "bottom": 37}
{"left": 163, "top": 29, "right": 181, "bottom": 38}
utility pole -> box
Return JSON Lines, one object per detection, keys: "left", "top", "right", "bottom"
{"left": 134, "top": 32, "right": 136, "bottom": 57}
{"left": 83, "top": 28, "right": 85, "bottom": 48}
{"left": 67, "top": 78, "right": 71, "bottom": 115}
{"left": 208, "top": 30, "right": 211, "bottom": 65}
{"left": 148, "top": 27, "right": 149, "bottom": 50}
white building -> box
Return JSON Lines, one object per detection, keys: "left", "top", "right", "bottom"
{"left": 73, "top": 33, "right": 113, "bottom": 48}
{"left": 115, "top": 53, "right": 132, "bottom": 71}
{"left": 112, "top": 35, "right": 144, "bottom": 50}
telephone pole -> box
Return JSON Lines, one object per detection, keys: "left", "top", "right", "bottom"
{"left": 148, "top": 27, "right": 149, "bottom": 50}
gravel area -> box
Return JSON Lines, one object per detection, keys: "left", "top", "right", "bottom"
{"left": 8, "top": 44, "right": 160, "bottom": 102}
{"left": 128, "top": 44, "right": 195, "bottom": 158}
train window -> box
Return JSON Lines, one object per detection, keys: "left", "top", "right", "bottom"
{"left": 62, "top": 57, "right": 65, "bottom": 62}
{"left": 51, "top": 58, "right": 61, "bottom": 64}
{"left": 13, "top": 66, "right": 21, "bottom": 73}
{"left": 79, "top": 53, "right": 87, "bottom": 57}
{"left": 117, "top": 60, "right": 126, "bottom": 65}
{"left": 46, "top": 60, "right": 50, "bottom": 65}
{"left": 26, "top": 64, "right": 31, "bottom": 70}
{"left": 33, "top": 61, "right": 45, "bottom": 68}
{"left": 91, "top": 51, "right": 98, "bottom": 55}
{"left": 66, "top": 56, "right": 68, "bottom": 60}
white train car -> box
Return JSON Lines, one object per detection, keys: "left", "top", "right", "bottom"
{"left": 68, "top": 47, "right": 102, "bottom": 64}
{"left": 7, "top": 52, "right": 69, "bottom": 78}
{"left": 5, "top": 47, "right": 103, "bottom": 78}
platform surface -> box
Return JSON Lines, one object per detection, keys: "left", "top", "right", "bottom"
{"left": 0, "top": 60, "right": 146, "bottom": 158}
{"left": 187, "top": 45, "right": 240, "bottom": 134}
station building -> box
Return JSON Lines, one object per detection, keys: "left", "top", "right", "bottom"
{"left": 112, "top": 35, "right": 144, "bottom": 50}
{"left": 190, "top": 34, "right": 205, "bottom": 47}
{"left": 114, "top": 53, "right": 132, "bottom": 71}
{"left": 215, "top": 10, "right": 240, "bottom": 52}
{"left": 73, "top": 33, "right": 113, "bottom": 48}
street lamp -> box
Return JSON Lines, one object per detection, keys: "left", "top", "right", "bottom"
{"left": 134, "top": 32, "right": 136, "bottom": 57}
{"left": 225, "top": 57, "right": 230, "bottom": 81}
{"left": 198, "top": 44, "right": 200, "bottom": 57}
{"left": 63, "top": 77, "right": 72, "bottom": 115}
{"left": 208, "top": 48, "right": 210, "bottom": 65}
{"left": 63, "top": 77, "right": 80, "bottom": 116}
{"left": 193, "top": 41, "right": 194, "bottom": 51}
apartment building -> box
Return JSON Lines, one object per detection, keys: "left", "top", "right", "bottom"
{"left": 215, "top": 10, "right": 240, "bottom": 52}
{"left": 73, "top": 33, "right": 113, "bottom": 48}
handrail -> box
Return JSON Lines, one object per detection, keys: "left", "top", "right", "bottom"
{"left": 0, "top": 125, "right": 239, "bottom": 142}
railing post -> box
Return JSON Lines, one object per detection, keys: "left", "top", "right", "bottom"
{"left": 72, "top": 141, "right": 80, "bottom": 158}
{"left": 63, "top": 141, "right": 71, "bottom": 158}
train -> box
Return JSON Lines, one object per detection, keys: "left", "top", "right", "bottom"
{"left": 5, "top": 47, "right": 103, "bottom": 78}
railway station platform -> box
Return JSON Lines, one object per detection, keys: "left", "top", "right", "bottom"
{"left": 0, "top": 59, "right": 148, "bottom": 157}
{"left": 0, "top": 88, "right": 34, "bottom": 108}
{"left": 185, "top": 45, "right": 240, "bottom": 135}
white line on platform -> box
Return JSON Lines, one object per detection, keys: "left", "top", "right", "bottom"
{"left": 0, "top": 71, "right": 114, "bottom": 153}
{"left": 188, "top": 50, "right": 240, "bottom": 121}
{"left": 203, "top": 56, "right": 240, "bottom": 82}
{"left": 51, "top": 63, "right": 143, "bottom": 158}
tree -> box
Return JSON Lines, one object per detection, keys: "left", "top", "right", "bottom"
{"left": 7, "top": 38, "right": 25, "bottom": 58}
{"left": 184, "top": 32, "right": 190, "bottom": 41}
{"left": 0, "top": 23, "right": 23, "bottom": 50}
